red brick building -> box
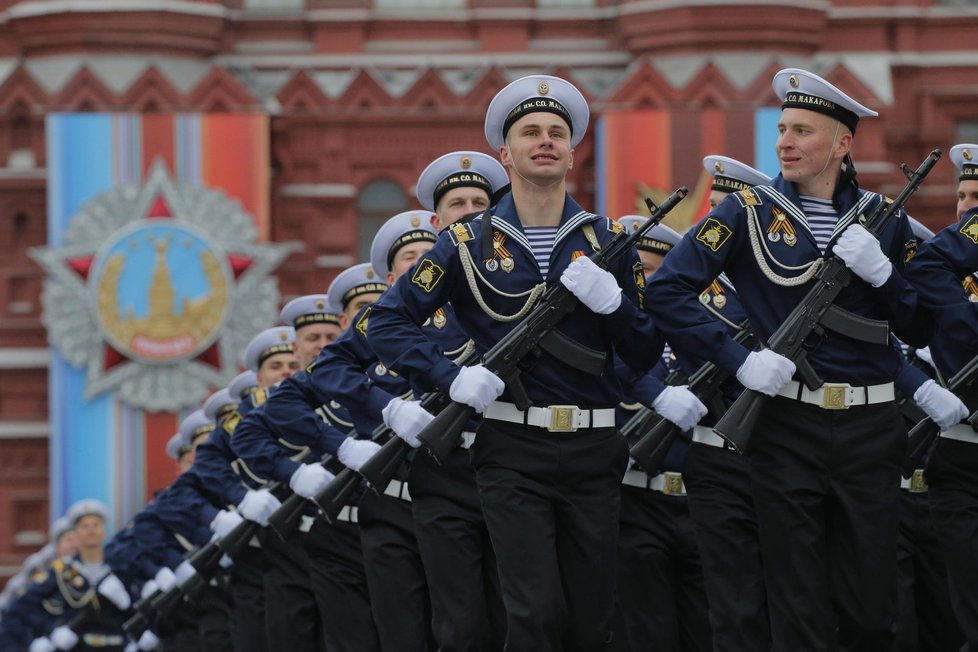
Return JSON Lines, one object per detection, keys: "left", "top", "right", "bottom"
{"left": 1, "top": 0, "right": 976, "bottom": 581}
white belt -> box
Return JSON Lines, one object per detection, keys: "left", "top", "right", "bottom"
{"left": 691, "top": 425, "right": 733, "bottom": 449}
{"left": 941, "top": 423, "right": 978, "bottom": 445}
{"left": 484, "top": 401, "right": 616, "bottom": 432}
{"left": 83, "top": 633, "right": 125, "bottom": 647}
{"left": 459, "top": 431, "right": 476, "bottom": 449}
{"left": 299, "top": 515, "right": 315, "bottom": 533}
{"left": 777, "top": 380, "right": 894, "bottom": 410}
{"left": 384, "top": 479, "right": 412, "bottom": 502}
{"left": 336, "top": 505, "right": 359, "bottom": 524}
{"left": 622, "top": 470, "right": 686, "bottom": 496}
{"left": 900, "top": 469, "right": 928, "bottom": 493}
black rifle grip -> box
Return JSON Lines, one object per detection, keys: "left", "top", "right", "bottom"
{"left": 903, "top": 418, "right": 940, "bottom": 478}
{"left": 418, "top": 401, "right": 476, "bottom": 464}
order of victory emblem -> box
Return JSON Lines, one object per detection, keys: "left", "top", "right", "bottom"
{"left": 31, "top": 161, "right": 297, "bottom": 411}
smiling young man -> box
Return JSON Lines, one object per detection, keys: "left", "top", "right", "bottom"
{"left": 368, "top": 75, "right": 661, "bottom": 651}
{"left": 646, "top": 68, "right": 967, "bottom": 651}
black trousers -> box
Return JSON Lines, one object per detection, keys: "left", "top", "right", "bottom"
{"left": 927, "top": 437, "right": 978, "bottom": 651}
{"left": 616, "top": 483, "right": 711, "bottom": 652}
{"left": 358, "top": 491, "right": 435, "bottom": 652}
{"left": 195, "top": 576, "right": 234, "bottom": 652}
{"left": 228, "top": 544, "right": 270, "bottom": 652}
{"left": 894, "top": 487, "right": 964, "bottom": 652}
{"left": 749, "top": 397, "right": 904, "bottom": 652}
{"left": 471, "top": 420, "right": 629, "bottom": 652}
{"left": 411, "top": 449, "right": 505, "bottom": 652}
{"left": 261, "top": 524, "right": 326, "bottom": 652}
{"left": 306, "top": 516, "right": 382, "bottom": 652}
{"left": 682, "top": 443, "right": 770, "bottom": 652}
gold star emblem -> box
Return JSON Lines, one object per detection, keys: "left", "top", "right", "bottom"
{"left": 538, "top": 81, "right": 549, "bottom": 96}
{"left": 366, "top": 269, "right": 375, "bottom": 279}
{"left": 315, "top": 300, "right": 324, "bottom": 310}
{"left": 714, "top": 161, "right": 725, "bottom": 174}
{"left": 410, "top": 215, "right": 420, "bottom": 227}
{"left": 461, "top": 156, "right": 471, "bottom": 169}
{"left": 965, "top": 149, "right": 973, "bottom": 162}
{"left": 789, "top": 74, "right": 799, "bottom": 88}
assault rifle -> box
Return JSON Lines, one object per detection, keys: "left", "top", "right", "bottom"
{"left": 356, "top": 350, "right": 478, "bottom": 495}
{"left": 713, "top": 150, "right": 942, "bottom": 451}
{"left": 417, "top": 187, "right": 689, "bottom": 463}
{"left": 903, "top": 350, "right": 978, "bottom": 476}
{"left": 628, "top": 322, "right": 753, "bottom": 471}
{"left": 122, "top": 504, "right": 265, "bottom": 639}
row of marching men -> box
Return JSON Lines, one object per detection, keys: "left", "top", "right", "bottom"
{"left": 3, "top": 69, "right": 978, "bottom": 652}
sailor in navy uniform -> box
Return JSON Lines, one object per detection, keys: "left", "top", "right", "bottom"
{"left": 403, "top": 151, "right": 510, "bottom": 652}
{"left": 904, "top": 145, "right": 978, "bottom": 651}
{"left": 647, "top": 68, "right": 964, "bottom": 650}
{"left": 231, "top": 289, "right": 382, "bottom": 652}
{"left": 674, "top": 155, "right": 773, "bottom": 652}
{"left": 368, "top": 75, "right": 661, "bottom": 651}
{"left": 28, "top": 501, "right": 131, "bottom": 652}
{"left": 306, "top": 245, "right": 443, "bottom": 652}
{"left": 612, "top": 219, "right": 713, "bottom": 652}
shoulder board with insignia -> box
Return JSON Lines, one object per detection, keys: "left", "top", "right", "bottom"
{"left": 733, "top": 188, "right": 762, "bottom": 208}
{"left": 448, "top": 222, "right": 475, "bottom": 247}
{"left": 607, "top": 218, "right": 624, "bottom": 234}
{"left": 250, "top": 387, "right": 267, "bottom": 408}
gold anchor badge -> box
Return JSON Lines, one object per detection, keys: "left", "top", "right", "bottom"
{"left": 767, "top": 206, "right": 797, "bottom": 246}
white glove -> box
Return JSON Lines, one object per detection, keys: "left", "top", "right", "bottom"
{"left": 560, "top": 256, "right": 622, "bottom": 314}
{"left": 237, "top": 489, "right": 281, "bottom": 526}
{"left": 49, "top": 626, "right": 78, "bottom": 650}
{"left": 97, "top": 573, "right": 131, "bottom": 610}
{"left": 736, "top": 349, "right": 796, "bottom": 397}
{"left": 914, "top": 379, "right": 969, "bottom": 431}
{"left": 140, "top": 579, "right": 159, "bottom": 600}
{"left": 382, "top": 398, "right": 435, "bottom": 448}
{"left": 651, "top": 385, "right": 708, "bottom": 431}
{"left": 448, "top": 365, "right": 505, "bottom": 414}
{"left": 338, "top": 437, "right": 382, "bottom": 471}
{"left": 915, "top": 346, "right": 936, "bottom": 369}
{"left": 138, "top": 630, "right": 160, "bottom": 651}
{"left": 125, "top": 643, "right": 138, "bottom": 652}
{"left": 174, "top": 560, "right": 196, "bottom": 586}
{"left": 289, "top": 463, "right": 335, "bottom": 499}
{"left": 833, "top": 224, "right": 892, "bottom": 287}
{"left": 30, "top": 638, "right": 56, "bottom": 652}
{"left": 153, "top": 566, "right": 176, "bottom": 593}
{"left": 209, "top": 509, "right": 244, "bottom": 539}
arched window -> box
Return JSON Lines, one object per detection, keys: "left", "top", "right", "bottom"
{"left": 357, "top": 179, "right": 408, "bottom": 264}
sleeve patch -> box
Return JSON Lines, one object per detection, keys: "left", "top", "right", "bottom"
{"left": 695, "top": 218, "right": 733, "bottom": 253}
{"left": 250, "top": 387, "right": 267, "bottom": 408}
{"left": 904, "top": 239, "right": 918, "bottom": 263}
{"left": 355, "top": 306, "right": 371, "bottom": 337}
{"left": 223, "top": 411, "right": 241, "bottom": 435}
{"left": 960, "top": 212, "right": 978, "bottom": 245}
{"left": 411, "top": 258, "right": 445, "bottom": 293}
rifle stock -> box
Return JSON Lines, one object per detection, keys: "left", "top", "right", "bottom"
{"left": 357, "top": 436, "right": 409, "bottom": 494}
{"left": 713, "top": 150, "right": 942, "bottom": 451}
{"left": 416, "top": 187, "right": 689, "bottom": 461}
{"left": 312, "top": 467, "right": 363, "bottom": 523}
{"left": 903, "top": 350, "right": 978, "bottom": 476}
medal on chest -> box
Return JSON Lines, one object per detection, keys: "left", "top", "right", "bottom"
{"left": 484, "top": 231, "right": 515, "bottom": 273}
{"left": 767, "top": 206, "right": 797, "bottom": 246}
{"left": 965, "top": 275, "right": 978, "bottom": 303}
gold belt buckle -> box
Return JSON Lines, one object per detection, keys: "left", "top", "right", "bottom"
{"left": 910, "top": 469, "right": 928, "bottom": 493}
{"left": 663, "top": 472, "right": 684, "bottom": 495}
{"left": 547, "top": 405, "right": 579, "bottom": 432}
{"left": 820, "top": 383, "right": 850, "bottom": 410}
